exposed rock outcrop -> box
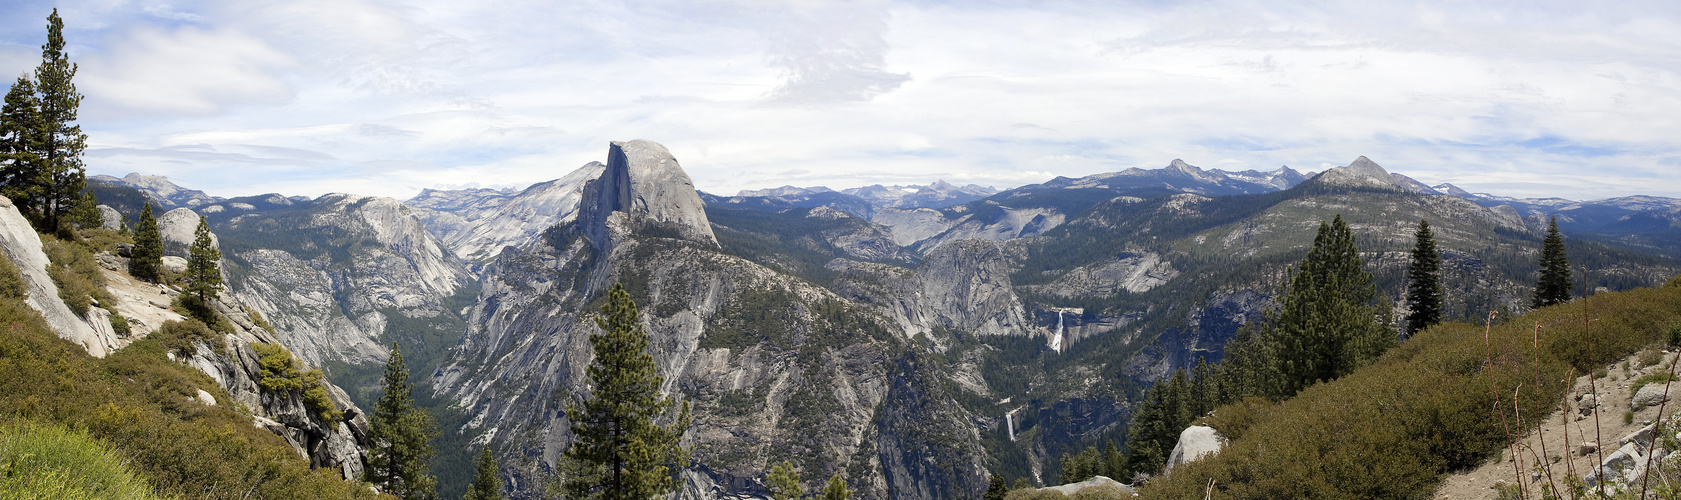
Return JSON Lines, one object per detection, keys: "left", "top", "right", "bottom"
{"left": 408, "top": 163, "right": 605, "bottom": 272}
{"left": 171, "top": 292, "right": 374, "bottom": 480}
{"left": 158, "top": 207, "right": 215, "bottom": 255}
{"left": 0, "top": 196, "right": 117, "bottom": 357}
{"left": 219, "top": 194, "right": 473, "bottom": 367}
{"left": 578, "top": 140, "right": 718, "bottom": 250}
{"left": 919, "top": 240, "right": 1029, "bottom": 337}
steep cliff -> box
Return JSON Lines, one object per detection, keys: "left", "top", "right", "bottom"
{"left": 433, "top": 140, "right": 988, "bottom": 499}
{"left": 208, "top": 194, "right": 474, "bottom": 369}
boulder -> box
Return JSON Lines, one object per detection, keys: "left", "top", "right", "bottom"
{"left": 1166, "top": 425, "right": 1227, "bottom": 472}
{"left": 97, "top": 204, "right": 122, "bottom": 231}
{"left": 162, "top": 255, "right": 188, "bottom": 274}
{"left": 1633, "top": 384, "right": 1671, "bottom": 409}
{"left": 1585, "top": 442, "right": 1645, "bottom": 489}
{"left": 1621, "top": 422, "right": 1658, "bottom": 450}
{"left": 1019, "top": 476, "right": 1135, "bottom": 498}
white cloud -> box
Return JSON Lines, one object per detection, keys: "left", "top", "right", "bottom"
{"left": 0, "top": 0, "right": 1673, "bottom": 201}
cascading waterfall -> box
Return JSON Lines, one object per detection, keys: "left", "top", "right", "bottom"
{"left": 1048, "top": 311, "right": 1065, "bottom": 353}
{"left": 1006, "top": 410, "right": 1016, "bottom": 442}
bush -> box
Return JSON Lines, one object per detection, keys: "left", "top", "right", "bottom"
{"left": 252, "top": 343, "right": 343, "bottom": 424}
{"left": 0, "top": 251, "right": 26, "bottom": 300}
{"left": 1139, "top": 282, "right": 1681, "bottom": 499}
{"left": 0, "top": 422, "right": 162, "bottom": 500}
{"left": 42, "top": 236, "right": 114, "bottom": 317}
{"left": 150, "top": 319, "right": 219, "bottom": 356}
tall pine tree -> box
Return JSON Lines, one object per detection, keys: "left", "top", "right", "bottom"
{"left": 0, "top": 76, "right": 43, "bottom": 214}
{"left": 1532, "top": 215, "right": 1572, "bottom": 308}
{"left": 32, "top": 9, "right": 86, "bottom": 233}
{"left": 185, "top": 216, "right": 222, "bottom": 303}
{"left": 558, "top": 283, "right": 691, "bottom": 500}
{"left": 463, "top": 446, "right": 505, "bottom": 500}
{"left": 129, "top": 202, "right": 162, "bottom": 282}
{"left": 1404, "top": 219, "right": 1442, "bottom": 336}
{"left": 1266, "top": 215, "right": 1393, "bottom": 397}
{"left": 368, "top": 343, "right": 438, "bottom": 500}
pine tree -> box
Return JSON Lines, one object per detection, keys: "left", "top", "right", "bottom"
{"left": 66, "top": 189, "right": 100, "bottom": 230}
{"left": 1532, "top": 215, "right": 1572, "bottom": 308}
{"left": 819, "top": 474, "right": 851, "bottom": 500}
{"left": 559, "top": 283, "right": 691, "bottom": 500}
{"left": 368, "top": 343, "right": 438, "bottom": 500}
{"left": 463, "top": 446, "right": 505, "bottom": 500}
{"left": 1102, "top": 440, "right": 1124, "bottom": 480}
{"left": 984, "top": 473, "right": 1008, "bottom": 500}
{"left": 185, "top": 216, "right": 222, "bottom": 303}
{"left": 129, "top": 202, "right": 162, "bottom": 282}
{"left": 767, "top": 461, "right": 803, "bottom": 500}
{"left": 32, "top": 9, "right": 86, "bottom": 234}
{"left": 1404, "top": 219, "right": 1442, "bottom": 336}
{"left": 1267, "top": 215, "right": 1393, "bottom": 397}
{"left": 0, "top": 76, "right": 44, "bottom": 215}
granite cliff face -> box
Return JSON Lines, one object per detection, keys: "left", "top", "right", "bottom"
{"left": 408, "top": 163, "right": 605, "bottom": 272}
{"left": 432, "top": 141, "right": 988, "bottom": 499}
{"left": 578, "top": 140, "right": 718, "bottom": 249}
{"left": 209, "top": 194, "right": 474, "bottom": 368}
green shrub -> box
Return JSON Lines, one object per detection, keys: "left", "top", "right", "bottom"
{"left": 0, "top": 251, "right": 27, "bottom": 300}
{"left": 1639, "top": 347, "right": 1665, "bottom": 368}
{"left": 171, "top": 294, "right": 233, "bottom": 333}
{"left": 1632, "top": 372, "right": 1677, "bottom": 396}
{"left": 0, "top": 422, "right": 162, "bottom": 500}
{"left": 150, "top": 319, "right": 219, "bottom": 356}
{"left": 108, "top": 312, "right": 132, "bottom": 338}
{"left": 1139, "top": 282, "right": 1681, "bottom": 499}
{"left": 42, "top": 237, "right": 114, "bottom": 317}
{"left": 252, "top": 343, "right": 343, "bottom": 424}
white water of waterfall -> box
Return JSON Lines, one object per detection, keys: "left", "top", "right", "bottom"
{"left": 1006, "top": 411, "right": 1016, "bottom": 442}
{"left": 1049, "top": 311, "right": 1064, "bottom": 353}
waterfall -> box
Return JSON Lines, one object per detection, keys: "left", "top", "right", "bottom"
{"left": 1049, "top": 311, "right": 1064, "bottom": 353}
{"left": 1006, "top": 411, "right": 1016, "bottom": 442}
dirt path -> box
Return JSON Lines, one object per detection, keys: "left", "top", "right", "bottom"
{"left": 1435, "top": 350, "right": 1681, "bottom": 499}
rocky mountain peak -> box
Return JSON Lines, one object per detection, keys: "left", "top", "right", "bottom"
{"left": 1317, "top": 156, "right": 1398, "bottom": 189}
{"left": 579, "top": 140, "right": 718, "bottom": 248}
{"left": 1344, "top": 156, "right": 1390, "bottom": 180}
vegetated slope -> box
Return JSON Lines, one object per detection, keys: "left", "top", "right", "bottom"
{"left": 0, "top": 258, "right": 385, "bottom": 499}
{"left": 1138, "top": 277, "right": 1681, "bottom": 498}
{"left": 0, "top": 421, "right": 165, "bottom": 499}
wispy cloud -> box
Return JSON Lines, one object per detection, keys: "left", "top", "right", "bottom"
{"left": 0, "top": 0, "right": 1674, "bottom": 200}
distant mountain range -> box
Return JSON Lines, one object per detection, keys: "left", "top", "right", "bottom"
{"left": 80, "top": 149, "right": 1681, "bottom": 499}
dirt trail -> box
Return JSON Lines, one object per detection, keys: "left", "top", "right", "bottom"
{"left": 1436, "top": 350, "right": 1681, "bottom": 499}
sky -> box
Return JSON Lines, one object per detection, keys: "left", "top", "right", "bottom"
{"left": 0, "top": 0, "right": 1678, "bottom": 202}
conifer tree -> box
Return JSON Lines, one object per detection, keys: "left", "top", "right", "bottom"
{"left": 463, "top": 446, "right": 505, "bottom": 500}
{"left": 129, "top": 202, "right": 162, "bottom": 282}
{"left": 1404, "top": 219, "right": 1442, "bottom": 336}
{"left": 559, "top": 283, "right": 691, "bottom": 500}
{"left": 1532, "top": 215, "right": 1572, "bottom": 308}
{"left": 185, "top": 216, "right": 222, "bottom": 304}
{"left": 1267, "top": 215, "right": 1392, "bottom": 397}
{"left": 1102, "top": 440, "right": 1124, "bottom": 480}
{"left": 985, "top": 473, "right": 1008, "bottom": 500}
{"left": 1123, "top": 368, "right": 1192, "bottom": 477}
{"left": 368, "top": 343, "right": 438, "bottom": 500}
{"left": 767, "top": 461, "right": 803, "bottom": 500}
{"left": 32, "top": 9, "right": 86, "bottom": 233}
{"left": 819, "top": 475, "right": 851, "bottom": 500}
{"left": 67, "top": 189, "right": 100, "bottom": 229}
{"left": 0, "top": 76, "right": 44, "bottom": 214}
